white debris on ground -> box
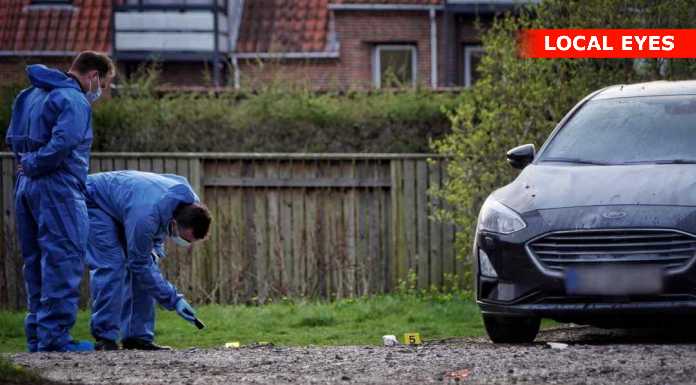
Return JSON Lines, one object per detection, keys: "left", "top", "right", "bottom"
{"left": 382, "top": 335, "right": 399, "bottom": 347}
{"left": 546, "top": 342, "right": 569, "bottom": 349}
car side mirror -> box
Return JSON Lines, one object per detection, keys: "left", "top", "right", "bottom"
{"left": 506, "top": 144, "right": 535, "bottom": 169}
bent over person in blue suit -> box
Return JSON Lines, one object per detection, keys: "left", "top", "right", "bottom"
{"left": 85, "top": 171, "right": 212, "bottom": 351}
{"left": 6, "top": 52, "right": 114, "bottom": 352}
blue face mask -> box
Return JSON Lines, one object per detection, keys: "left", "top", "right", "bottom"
{"left": 169, "top": 221, "right": 191, "bottom": 248}
{"left": 86, "top": 76, "right": 102, "bottom": 104}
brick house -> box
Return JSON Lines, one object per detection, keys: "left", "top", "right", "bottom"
{"left": 234, "top": 0, "right": 521, "bottom": 90}
{"left": 0, "top": 0, "right": 530, "bottom": 89}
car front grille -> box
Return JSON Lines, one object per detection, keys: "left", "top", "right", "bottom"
{"left": 527, "top": 229, "right": 696, "bottom": 270}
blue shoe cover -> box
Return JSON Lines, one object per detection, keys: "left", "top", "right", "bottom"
{"left": 62, "top": 340, "right": 95, "bottom": 352}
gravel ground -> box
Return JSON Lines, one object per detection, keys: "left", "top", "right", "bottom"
{"left": 11, "top": 326, "right": 696, "bottom": 385}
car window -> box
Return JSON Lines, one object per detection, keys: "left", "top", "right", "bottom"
{"left": 540, "top": 95, "right": 696, "bottom": 165}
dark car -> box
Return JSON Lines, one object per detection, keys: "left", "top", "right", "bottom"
{"left": 476, "top": 81, "right": 696, "bottom": 343}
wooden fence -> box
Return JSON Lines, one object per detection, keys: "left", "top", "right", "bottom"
{"left": 0, "top": 153, "right": 463, "bottom": 309}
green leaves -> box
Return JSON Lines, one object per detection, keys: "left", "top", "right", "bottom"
{"left": 1, "top": 65, "right": 459, "bottom": 154}
{"left": 433, "top": 0, "right": 696, "bottom": 286}
{"left": 88, "top": 87, "right": 457, "bottom": 153}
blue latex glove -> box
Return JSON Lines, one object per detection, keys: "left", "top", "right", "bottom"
{"left": 175, "top": 298, "right": 197, "bottom": 324}
{"left": 151, "top": 250, "right": 161, "bottom": 265}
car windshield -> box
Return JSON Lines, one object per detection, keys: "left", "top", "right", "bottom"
{"left": 540, "top": 95, "right": 696, "bottom": 165}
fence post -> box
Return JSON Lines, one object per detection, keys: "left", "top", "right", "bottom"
{"left": 189, "top": 157, "right": 203, "bottom": 202}
{"left": 2, "top": 156, "right": 18, "bottom": 309}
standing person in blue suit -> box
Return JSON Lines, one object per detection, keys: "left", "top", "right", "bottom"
{"left": 86, "top": 170, "right": 212, "bottom": 351}
{"left": 5, "top": 52, "right": 114, "bottom": 352}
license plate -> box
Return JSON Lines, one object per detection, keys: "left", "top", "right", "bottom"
{"left": 564, "top": 265, "right": 663, "bottom": 296}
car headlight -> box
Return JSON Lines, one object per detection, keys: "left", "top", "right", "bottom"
{"left": 477, "top": 198, "right": 526, "bottom": 234}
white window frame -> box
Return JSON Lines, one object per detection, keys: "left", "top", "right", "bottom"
{"left": 372, "top": 44, "right": 418, "bottom": 89}
{"left": 464, "top": 45, "right": 484, "bottom": 87}
{"left": 30, "top": 0, "right": 72, "bottom": 3}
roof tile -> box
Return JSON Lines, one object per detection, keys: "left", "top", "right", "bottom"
{"left": 0, "top": 0, "right": 117, "bottom": 54}
{"left": 332, "top": 0, "right": 441, "bottom": 3}
{"left": 238, "top": 0, "right": 332, "bottom": 54}
{"left": 237, "top": 0, "right": 443, "bottom": 54}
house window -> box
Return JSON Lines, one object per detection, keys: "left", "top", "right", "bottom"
{"left": 121, "top": 0, "right": 225, "bottom": 9}
{"left": 372, "top": 45, "right": 417, "bottom": 88}
{"left": 30, "top": 0, "right": 72, "bottom": 4}
{"left": 464, "top": 45, "right": 484, "bottom": 87}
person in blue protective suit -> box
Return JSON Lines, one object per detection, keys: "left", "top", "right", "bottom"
{"left": 85, "top": 170, "right": 212, "bottom": 351}
{"left": 5, "top": 52, "right": 114, "bottom": 353}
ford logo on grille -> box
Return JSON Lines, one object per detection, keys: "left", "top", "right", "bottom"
{"left": 602, "top": 211, "right": 627, "bottom": 219}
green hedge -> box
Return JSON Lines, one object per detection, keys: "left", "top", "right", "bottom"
{"left": 1, "top": 69, "right": 457, "bottom": 153}
{"left": 433, "top": 0, "right": 696, "bottom": 284}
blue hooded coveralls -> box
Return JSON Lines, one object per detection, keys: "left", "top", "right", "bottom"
{"left": 5, "top": 65, "right": 93, "bottom": 352}
{"left": 86, "top": 171, "right": 197, "bottom": 343}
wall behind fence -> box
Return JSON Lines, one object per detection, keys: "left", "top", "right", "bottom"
{"left": 0, "top": 153, "right": 463, "bottom": 309}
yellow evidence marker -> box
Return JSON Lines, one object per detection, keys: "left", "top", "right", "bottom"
{"left": 403, "top": 333, "right": 422, "bottom": 345}
{"left": 224, "top": 341, "right": 241, "bottom": 348}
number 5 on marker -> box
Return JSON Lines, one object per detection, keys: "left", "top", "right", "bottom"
{"left": 403, "top": 333, "right": 422, "bottom": 345}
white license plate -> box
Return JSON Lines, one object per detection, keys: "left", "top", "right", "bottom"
{"left": 564, "top": 265, "right": 663, "bottom": 296}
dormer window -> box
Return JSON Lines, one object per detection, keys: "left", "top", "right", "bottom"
{"left": 27, "top": 0, "right": 74, "bottom": 10}
{"left": 119, "top": 0, "right": 226, "bottom": 11}
{"left": 30, "top": 0, "right": 72, "bottom": 5}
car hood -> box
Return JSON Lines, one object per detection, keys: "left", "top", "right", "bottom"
{"left": 495, "top": 163, "right": 696, "bottom": 213}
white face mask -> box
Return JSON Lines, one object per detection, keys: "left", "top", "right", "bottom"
{"left": 86, "top": 75, "right": 102, "bottom": 104}
{"left": 172, "top": 236, "right": 191, "bottom": 248}
{"left": 169, "top": 221, "right": 191, "bottom": 248}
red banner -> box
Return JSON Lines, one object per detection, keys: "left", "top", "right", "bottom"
{"left": 519, "top": 29, "right": 696, "bottom": 58}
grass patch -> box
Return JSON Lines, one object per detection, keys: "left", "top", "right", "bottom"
{"left": 295, "top": 311, "right": 337, "bottom": 328}
{"left": 0, "top": 294, "right": 484, "bottom": 352}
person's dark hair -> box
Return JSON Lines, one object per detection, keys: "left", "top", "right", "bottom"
{"left": 173, "top": 203, "right": 212, "bottom": 240}
{"left": 70, "top": 51, "right": 115, "bottom": 78}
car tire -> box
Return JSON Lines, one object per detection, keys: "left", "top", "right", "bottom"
{"left": 483, "top": 314, "right": 540, "bottom": 343}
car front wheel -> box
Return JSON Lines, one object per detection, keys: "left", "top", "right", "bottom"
{"left": 483, "top": 314, "right": 541, "bottom": 343}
